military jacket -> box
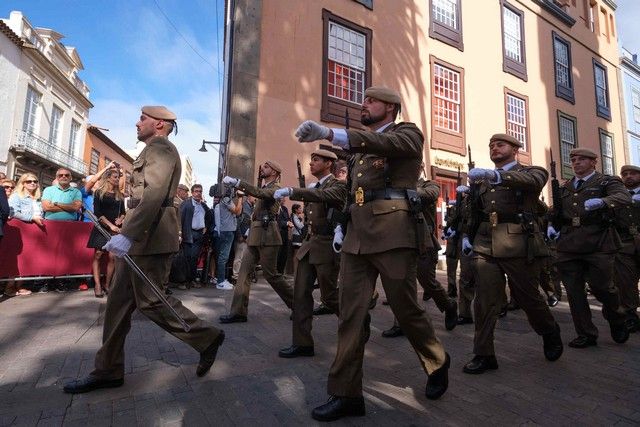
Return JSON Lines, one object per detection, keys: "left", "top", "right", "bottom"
{"left": 341, "top": 122, "right": 423, "bottom": 255}
{"left": 417, "top": 178, "right": 441, "bottom": 250}
{"left": 121, "top": 136, "right": 181, "bottom": 255}
{"left": 290, "top": 174, "right": 347, "bottom": 264}
{"left": 237, "top": 179, "right": 282, "bottom": 247}
{"left": 470, "top": 163, "right": 548, "bottom": 258}
{"left": 614, "top": 194, "right": 640, "bottom": 255}
{"left": 554, "top": 172, "right": 631, "bottom": 254}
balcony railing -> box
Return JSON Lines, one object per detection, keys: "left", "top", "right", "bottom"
{"left": 13, "top": 129, "right": 88, "bottom": 175}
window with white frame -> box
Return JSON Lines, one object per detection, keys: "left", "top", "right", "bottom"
{"left": 558, "top": 114, "right": 576, "bottom": 168}
{"left": 69, "top": 120, "right": 80, "bottom": 155}
{"left": 22, "top": 86, "right": 41, "bottom": 134}
{"left": 327, "top": 21, "right": 366, "bottom": 105}
{"left": 503, "top": 7, "right": 522, "bottom": 62}
{"left": 50, "top": 105, "right": 64, "bottom": 146}
{"left": 429, "top": 0, "right": 463, "bottom": 50}
{"left": 506, "top": 93, "right": 528, "bottom": 151}
{"left": 433, "top": 63, "right": 461, "bottom": 133}
{"left": 632, "top": 89, "right": 640, "bottom": 124}
{"left": 433, "top": 0, "right": 458, "bottom": 29}
{"left": 593, "top": 61, "right": 611, "bottom": 120}
{"left": 553, "top": 32, "right": 574, "bottom": 103}
{"left": 599, "top": 130, "right": 614, "bottom": 175}
{"left": 90, "top": 148, "right": 100, "bottom": 175}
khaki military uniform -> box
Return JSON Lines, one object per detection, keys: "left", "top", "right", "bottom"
{"left": 288, "top": 175, "right": 347, "bottom": 346}
{"left": 327, "top": 122, "right": 447, "bottom": 398}
{"left": 448, "top": 196, "right": 475, "bottom": 318}
{"left": 613, "top": 192, "right": 640, "bottom": 322}
{"left": 554, "top": 172, "right": 631, "bottom": 339}
{"left": 469, "top": 163, "right": 557, "bottom": 356}
{"left": 228, "top": 179, "right": 294, "bottom": 317}
{"left": 92, "top": 136, "right": 222, "bottom": 380}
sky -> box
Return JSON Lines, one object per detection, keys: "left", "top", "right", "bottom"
{"left": 2, "top": 0, "right": 639, "bottom": 195}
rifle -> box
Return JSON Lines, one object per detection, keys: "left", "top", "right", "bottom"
{"left": 256, "top": 163, "right": 263, "bottom": 187}
{"left": 467, "top": 146, "right": 482, "bottom": 244}
{"left": 296, "top": 159, "right": 306, "bottom": 188}
{"left": 549, "top": 149, "right": 562, "bottom": 226}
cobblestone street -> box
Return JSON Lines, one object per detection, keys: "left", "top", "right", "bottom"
{"left": 0, "top": 272, "right": 639, "bottom": 426}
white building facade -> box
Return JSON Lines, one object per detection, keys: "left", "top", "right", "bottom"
{"left": 620, "top": 48, "right": 640, "bottom": 166}
{"left": 0, "top": 11, "right": 92, "bottom": 184}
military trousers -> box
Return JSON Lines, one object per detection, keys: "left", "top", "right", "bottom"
{"left": 472, "top": 254, "right": 556, "bottom": 356}
{"left": 614, "top": 251, "right": 640, "bottom": 316}
{"left": 230, "top": 245, "right": 294, "bottom": 317}
{"left": 446, "top": 254, "right": 459, "bottom": 295}
{"left": 556, "top": 253, "right": 626, "bottom": 339}
{"left": 291, "top": 253, "right": 339, "bottom": 347}
{"left": 458, "top": 254, "right": 475, "bottom": 319}
{"left": 92, "top": 255, "right": 221, "bottom": 380}
{"left": 327, "top": 249, "right": 447, "bottom": 398}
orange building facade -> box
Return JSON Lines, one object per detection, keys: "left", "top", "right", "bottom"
{"left": 83, "top": 126, "right": 134, "bottom": 192}
{"left": 222, "top": 0, "right": 624, "bottom": 233}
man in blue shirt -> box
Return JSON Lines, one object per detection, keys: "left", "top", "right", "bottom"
{"left": 41, "top": 168, "right": 82, "bottom": 221}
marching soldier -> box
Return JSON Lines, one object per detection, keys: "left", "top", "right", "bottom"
{"left": 462, "top": 134, "right": 563, "bottom": 375}
{"left": 272, "top": 149, "right": 347, "bottom": 357}
{"left": 219, "top": 161, "right": 294, "bottom": 323}
{"left": 614, "top": 164, "right": 640, "bottom": 332}
{"left": 64, "top": 106, "right": 225, "bottom": 394}
{"left": 548, "top": 148, "right": 631, "bottom": 347}
{"left": 296, "top": 86, "right": 449, "bottom": 422}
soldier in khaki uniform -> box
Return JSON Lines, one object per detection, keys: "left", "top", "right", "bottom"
{"left": 64, "top": 106, "right": 225, "bottom": 394}
{"left": 613, "top": 165, "right": 640, "bottom": 332}
{"left": 272, "top": 149, "right": 347, "bottom": 357}
{"left": 461, "top": 134, "right": 562, "bottom": 375}
{"left": 296, "top": 86, "right": 449, "bottom": 422}
{"left": 548, "top": 148, "right": 631, "bottom": 347}
{"left": 219, "top": 161, "right": 294, "bottom": 323}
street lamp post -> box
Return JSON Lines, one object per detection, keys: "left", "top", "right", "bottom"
{"left": 199, "top": 140, "right": 225, "bottom": 152}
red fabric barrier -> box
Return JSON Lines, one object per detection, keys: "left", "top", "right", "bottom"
{"left": 0, "top": 219, "right": 95, "bottom": 278}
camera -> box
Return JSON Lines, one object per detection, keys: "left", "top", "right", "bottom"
{"left": 209, "top": 183, "right": 235, "bottom": 199}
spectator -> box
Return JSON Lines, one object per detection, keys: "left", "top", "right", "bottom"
{"left": 41, "top": 168, "right": 82, "bottom": 221}
{"left": 2, "top": 179, "right": 16, "bottom": 199}
{"left": 232, "top": 194, "right": 254, "bottom": 283}
{"left": 175, "top": 183, "right": 189, "bottom": 205}
{"left": 290, "top": 203, "right": 305, "bottom": 274}
{"left": 276, "top": 204, "right": 291, "bottom": 275}
{"left": 0, "top": 179, "right": 9, "bottom": 243}
{"left": 214, "top": 189, "right": 243, "bottom": 290}
{"left": 178, "top": 184, "right": 211, "bottom": 289}
{"left": 86, "top": 169, "right": 125, "bottom": 298}
{"left": 333, "top": 159, "right": 348, "bottom": 182}
{"left": 205, "top": 196, "right": 220, "bottom": 285}
{"left": 82, "top": 161, "right": 125, "bottom": 222}
{"left": 0, "top": 172, "right": 6, "bottom": 180}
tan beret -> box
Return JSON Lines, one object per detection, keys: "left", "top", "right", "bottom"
{"left": 364, "top": 86, "right": 401, "bottom": 105}
{"left": 490, "top": 133, "right": 523, "bottom": 148}
{"left": 620, "top": 164, "right": 640, "bottom": 174}
{"left": 177, "top": 184, "right": 189, "bottom": 191}
{"left": 312, "top": 149, "right": 338, "bottom": 161}
{"left": 569, "top": 148, "right": 597, "bottom": 159}
{"left": 264, "top": 160, "right": 282, "bottom": 173}
{"left": 141, "top": 105, "right": 177, "bottom": 121}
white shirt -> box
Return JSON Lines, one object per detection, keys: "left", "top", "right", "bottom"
{"left": 331, "top": 120, "right": 395, "bottom": 149}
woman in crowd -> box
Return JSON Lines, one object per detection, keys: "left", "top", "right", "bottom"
{"left": 2, "top": 179, "right": 16, "bottom": 200}
{"left": 290, "top": 203, "right": 305, "bottom": 275}
{"left": 6, "top": 173, "right": 43, "bottom": 296}
{"left": 86, "top": 168, "right": 125, "bottom": 298}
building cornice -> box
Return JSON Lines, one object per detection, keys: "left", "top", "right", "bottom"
{"left": 0, "top": 19, "right": 23, "bottom": 48}
{"left": 621, "top": 56, "right": 640, "bottom": 76}
{"left": 532, "top": 0, "right": 576, "bottom": 27}
{"left": 602, "top": 0, "right": 617, "bottom": 11}
{"left": 87, "top": 126, "right": 134, "bottom": 163}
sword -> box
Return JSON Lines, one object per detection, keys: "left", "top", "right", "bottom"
{"left": 85, "top": 209, "right": 191, "bottom": 332}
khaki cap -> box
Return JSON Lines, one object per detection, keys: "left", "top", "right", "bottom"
{"left": 569, "top": 148, "right": 597, "bottom": 159}
{"left": 364, "top": 86, "right": 401, "bottom": 105}
{"left": 312, "top": 149, "right": 338, "bottom": 161}
{"left": 620, "top": 164, "right": 640, "bottom": 174}
{"left": 141, "top": 105, "right": 177, "bottom": 121}
{"left": 177, "top": 184, "right": 189, "bottom": 191}
{"left": 264, "top": 160, "right": 283, "bottom": 173}
{"left": 490, "top": 133, "right": 523, "bottom": 148}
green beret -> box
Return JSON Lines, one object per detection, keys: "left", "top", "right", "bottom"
{"left": 569, "top": 148, "right": 597, "bottom": 159}
{"left": 312, "top": 149, "right": 338, "bottom": 161}
{"left": 141, "top": 105, "right": 177, "bottom": 121}
{"left": 364, "top": 86, "right": 401, "bottom": 105}
{"left": 490, "top": 133, "right": 522, "bottom": 148}
{"left": 620, "top": 164, "right": 640, "bottom": 174}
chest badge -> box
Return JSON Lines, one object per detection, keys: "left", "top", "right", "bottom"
{"left": 490, "top": 212, "right": 498, "bottom": 227}
{"left": 355, "top": 187, "right": 365, "bottom": 206}
{"left": 572, "top": 217, "right": 581, "bottom": 227}
{"left": 372, "top": 159, "right": 385, "bottom": 169}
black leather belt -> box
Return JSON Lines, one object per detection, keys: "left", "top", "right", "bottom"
{"left": 356, "top": 189, "right": 408, "bottom": 203}
{"left": 128, "top": 197, "right": 173, "bottom": 209}
{"left": 480, "top": 213, "right": 521, "bottom": 224}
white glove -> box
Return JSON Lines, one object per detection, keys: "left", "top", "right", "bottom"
{"left": 103, "top": 234, "right": 132, "bottom": 258}
{"left": 332, "top": 224, "right": 344, "bottom": 253}
{"left": 456, "top": 185, "right": 470, "bottom": 194}
{"left": 461, "top": 236, "right": 473, "bottom": 256}
{"left": 295, "top": 120, "right": 331, "bottom": 143}
{"left": 584, "top": 198, "right": 605, "bottom": 211}
{"left": 633, "top": 194, "right": 640, "bottom": 204}
{"left": 222, "top": 176, "right": 239, "bottom": 188}
{"left": 443, "top": 227, "right": 456, "bottom": 240}
{"left": 447, "top": 200, "right": 457, "bottom": 206}
{"left": 547, "top": 225, "right": 560, "bottom": 241}
{"left": 468, "top": 168, "right": 498, "bottom": 183}
{"left": 274, "top": 187, "right": 292, "bottom": 200}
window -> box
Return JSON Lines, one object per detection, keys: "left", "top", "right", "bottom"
{"left": 592, "top": 60, "right": 611, "bottom": 120}
{"left": 553, "top": 32, "right": 574, "bottom": 103}
{"left": 22, "top": 86, "right": 41, "bottom": 134}
{"left": 557, "top": 111, "right": 577, "bottom": 178}
{"left": 352, "top": 0, "right": 373, "bottom": 9}
{"left": 632, "top": 89, "right": 640, "bottom": 124}
{"left": 429, "top": 0, "right": 463, "bottom": 50}
{"left": 430, "top": 56, "right": 466, "bottom": 155}
{"left": 49, "top": 105, "right": 64, "bottom": 146}
{"left": 321, "top": 9, "right": 372, "bottom": 125}
{"left": 68, "top": 120, "right": 80, "bottom": 155}
{"left": 501, "top": 1, "right": 527, "bottom": 80}
{"left": 104, "top": 156, "right": 112, "bottom": 167}
{"left": 504, "top": 89, "right": 530, "bottom": 163}
{"left": 90, "top": 148, "right": 100, "bottom": 175}
{"left": 599, "top": 129, "right": 614, "bottom": 175}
